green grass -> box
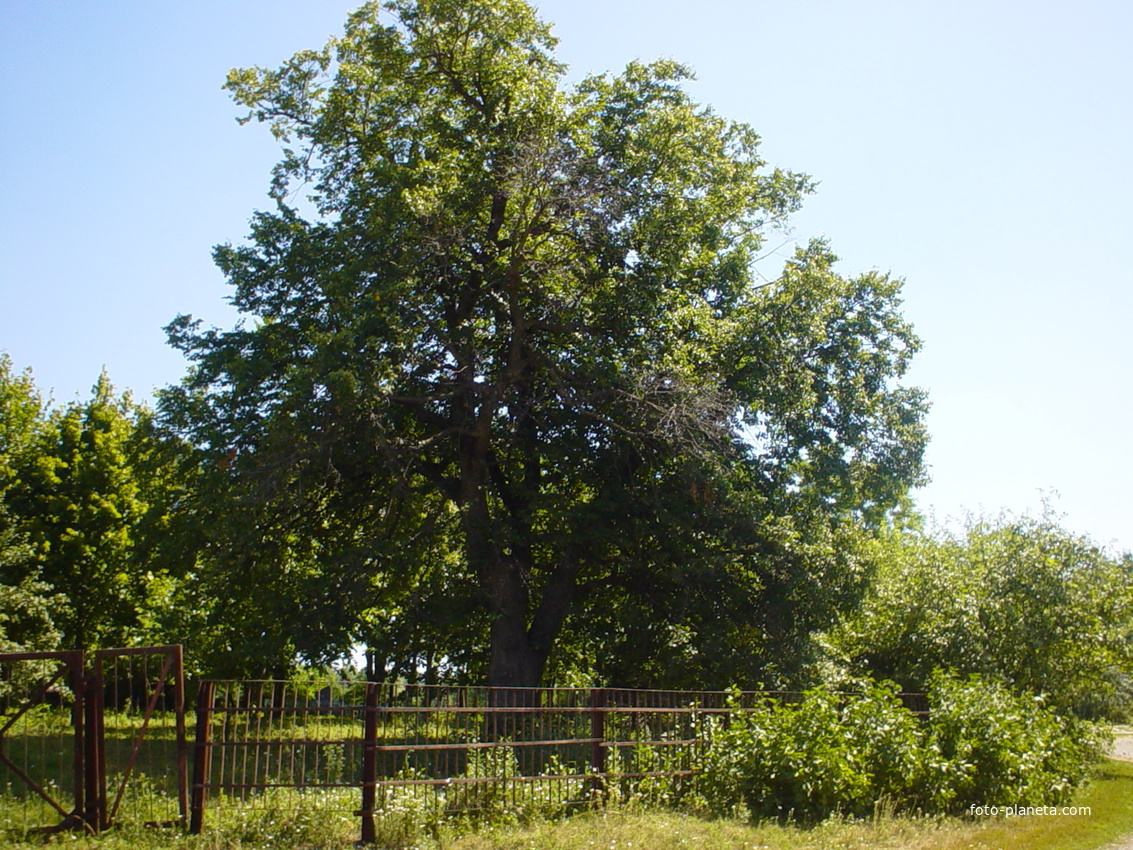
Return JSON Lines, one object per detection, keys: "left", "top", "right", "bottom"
{"left": 434, "top": 809, "right": 967, "bottom": 850}
{"left": 2, "top": 760, "right": 1132, "bottom": 850}
{"left": 930, "top": 758, "right": 1133, "bottom": 850}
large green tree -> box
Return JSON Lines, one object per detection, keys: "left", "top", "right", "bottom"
{"left": 162, "top": 0, "right": 928, "bottom": 688}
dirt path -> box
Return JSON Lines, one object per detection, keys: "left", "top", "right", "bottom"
{"left": 1112, "top": 734, "right": 1133, "bottom": 763}
{"left": 1104, "top": 736, "right": 1133, "bottom": 850}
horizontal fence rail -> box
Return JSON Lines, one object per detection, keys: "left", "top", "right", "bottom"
{"left": 187, "top": 681, "right": 928, "bottom": 842}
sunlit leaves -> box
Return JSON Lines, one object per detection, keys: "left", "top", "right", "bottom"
{"left": 163, "top": 0, "right": 928, "bottom": 686}
{"left": 826, "top": 509, "right": 1133, "bottom": 717}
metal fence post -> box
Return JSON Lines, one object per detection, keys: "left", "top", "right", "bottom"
{"left": 172, "top": 646, "right": 188, "bottom": 826}
{"left": 359, "top": 682, "right": 379, "bottom": 844}
{"left": 90, "top": 654, "right": 107, "bottom": 831}
{"left": 189, "top": 681, "right": 215, "bottom": 835}
{"left": 66, "top": 651, "right": 101, "bottom": 833}
{"left": 83, "top": 667, "right": 104, "bottom": 832}
{"left": 589, "top": 687, "right": 606, "bottom": 800}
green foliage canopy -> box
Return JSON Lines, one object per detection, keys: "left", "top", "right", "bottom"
{"left": 824, "top": 510, "right": 1133, "bottom": 717}
{"left": 1, "top": 367, "right": 183, "bottom": 651}
{"left": 0, "top": 354, "right": 62, "bottom": 652}
{"left": 161, "top": 0, "right": 928, "bottom": 686}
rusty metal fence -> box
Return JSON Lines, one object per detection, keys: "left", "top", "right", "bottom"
{"left": 1, "top": 659, "right": 928, "bottom": 844}
{"left": 94, "top": 647, "right": 188, "bottom": 829}
{"left": 0, "top": 651, "right": 91, "bottom": 834}
{"left": 188, "top": 682, "right": 928, "bottom": 842}
{"left": 189, "top": 681, "right": 726, "bottom": 840}
{"left": 0, "top": 646, "right": 186, "bottom": 837}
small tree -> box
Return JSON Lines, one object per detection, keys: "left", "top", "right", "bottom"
{"left": 6, "top": 373, "right": 168, "bottom": 650}
{"left": 0, "top": 353, "right": 63, "bottom": 653}
{"left": 825, "top": 510, "right": 1133, "bottom": 717}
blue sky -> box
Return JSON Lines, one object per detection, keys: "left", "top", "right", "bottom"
{"left": 2, "top": 0, "right": 1130, "bottom": 552}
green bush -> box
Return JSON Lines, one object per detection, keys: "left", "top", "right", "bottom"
{"left": 823, "top": 512, "right": 1133, "bottom": 720}
{"left": 701, "top": 682, "right": 924, "bottom": 820}
{"left": 839, "top": 680, "right": 928, "bottom": 809}
{"left": 922, "top": 671, "right": 1110, "bottom": 812}
{"left": 700, "top": 673, "right": 1108, "bottom": 821}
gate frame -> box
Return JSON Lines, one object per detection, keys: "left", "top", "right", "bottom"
{"left": 93, "top": 645, "right": 187, "bottom": 831}
{"left": 0, "top": 645, "right": 186, "bottom": 835}
{"left": 0, "top": 649, "right": 95, "bottom": 833}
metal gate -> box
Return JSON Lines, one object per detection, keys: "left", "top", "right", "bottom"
{"left": 0, "top": 650, "right": 93, "bottom": 833}
{"left": 94, "top": 645, "right": 188, "bottom": 830}
{"left": 0, "top": 645, "right": 185, "bottom": 836}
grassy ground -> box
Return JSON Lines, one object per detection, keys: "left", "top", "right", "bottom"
{"left": 435, "top": 809, "right": 971, "bottom": 850}
{"left": 2, "top": 759, "right": 1132, "bottom": 850}
{"left": 928, "top": 758, "right": 1133, "bottom": 850}
{"left": 437, "top": 761, "right": 1133, "bottom": 850}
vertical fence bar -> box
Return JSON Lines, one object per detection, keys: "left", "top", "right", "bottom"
{"left": 92, "top": 654, "right": 107, "bottom": 831}
{"left": 589, "top": 687, "right": 605, "bottom": 800}
{"left": 77, "top": 653, "right": 103, "bottom": 832}
{"left": 189, "top": 681, "right": 215, "bottom": 835}
{"left": 69, "top": 653, "right": 86, "bottom": 830}
{"left": 171, "top": 646, "right": 188, "bottom": 826}
{"left": 359, "top": 682, "right": 379, "bottom": 844}
{"left": 83, "top": 667, "right": 104, "bottom": 832}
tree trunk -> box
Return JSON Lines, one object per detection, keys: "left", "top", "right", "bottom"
{"left": 486, "top": 553, "right": 545, "bottom": 690}
{"left": 458, "top": 419, "right": 579, "bottom": 694}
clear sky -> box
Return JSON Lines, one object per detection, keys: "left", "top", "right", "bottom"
{"left": 2, "top": 0, "right": 1130, "bottom": 552}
